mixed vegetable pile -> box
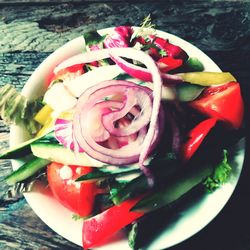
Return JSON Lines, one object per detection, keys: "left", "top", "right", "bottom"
{"left": 0, "top": 17, "right": 245, "bottom": 249}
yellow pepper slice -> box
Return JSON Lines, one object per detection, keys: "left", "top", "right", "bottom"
{"left": 35, "top": 116, "right": 54, "bottom": 137}
{"left": 34, "top": 105, "right": 53, "bottom": 125}
{"left": 178, "top": 72, "right": 236, "bottom": 86}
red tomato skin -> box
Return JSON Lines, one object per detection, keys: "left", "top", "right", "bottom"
{"left": 189, "top": 82, "right": 244, "bottom": 129}
{"left": 82, "top": 197, "right": 144, "bottom": 249}
{"left": 47, "top": 163, "right": 97, "bottom": 217}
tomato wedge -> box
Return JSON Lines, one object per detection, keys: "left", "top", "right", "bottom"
{"left": 47, "top": 163, "right": 97, "bottom": 217}
{"left": 189, "top": 82, "right": 244, "bottom": 129}
{"left": 82, "top": 196, "right": 144, "bottom": 249}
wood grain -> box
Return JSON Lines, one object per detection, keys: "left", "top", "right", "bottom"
{"left": 0, "top": 1, "right": 249, "bottom": 53}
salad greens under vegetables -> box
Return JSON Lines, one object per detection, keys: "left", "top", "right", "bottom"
{"left": 0, "top": 16, "right": 244, "bottom": 250}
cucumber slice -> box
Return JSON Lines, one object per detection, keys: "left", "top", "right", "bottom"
{"left": 176, "top": 83, "right": 204, "bottom": 102}
{"left": 0, "top": 131, "right": 54, "bottom": 159}
{"left": 5, "top": 157, "right": 50, "bottom": 186}
{"left": 31, "top": 142, "right": 103, "bottom": 166}
{"left": 185, "top": 57, "right": 204, "bottom": 72}
{"left": 131, "top": 163, "right": 214, "bottom": 213}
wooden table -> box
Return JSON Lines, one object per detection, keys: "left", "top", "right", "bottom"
{"left": 1, "top": 1, "right": 250, "bottom": 249}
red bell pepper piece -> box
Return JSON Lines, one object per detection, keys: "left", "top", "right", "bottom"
{"left": 82, "top": 196, "right": 144, "bottom": 249}
{"left": 189, "top": 82, "right": 244, "bottom": 129}
{"left": 148, "top": 36, "right": 188, "bottom": 61}
{"left": 181, "top": 118, "right": 217, "bottom": 162}
{"left": 157, "top": 56, "right": 183, "bottom": 72}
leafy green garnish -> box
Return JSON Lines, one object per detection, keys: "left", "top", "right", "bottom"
{"left": 140, "top": 38, "right": 158, "bottom": 52}
{"left": 83, "top": 30, "right": 105, "bottom": 46}
{"left": 204, "top": 150, "right": 232, "bottom": 192}
{"left": 131, "top": 14, "right": 156, "bottom": 41}
{"left": 113, "top": 73, "right": 132, "bottom": 81}
{"left": 159, "top": 49, "right": 167, "bottom": 57}
{"left": 140, "top": 37, "right": 167, "bottom": 58}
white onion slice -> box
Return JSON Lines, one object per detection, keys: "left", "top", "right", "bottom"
{"left": 63, "top": 65, "right": 122, "bottom": 98}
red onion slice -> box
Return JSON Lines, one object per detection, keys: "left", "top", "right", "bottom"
{"left": 55, "top": 118, "right": 84, "bottom": 152}
{"left": 102, "top": 87, "right": 153, "bottom": 137}
{"left": 61, "top": 48, "right": 164, "bottom": 169}
{"left": 73, "top": 80, "right": 159, "bottom": 165}
{"left": 85, "top": 100, "right": 122, "bottom": 142}
{"left": 109, "top": 53, "right": 183, "bottom": 85}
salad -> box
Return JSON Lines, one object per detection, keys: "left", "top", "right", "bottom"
{"left": 0, "top": 16, "right": 245, "bottom": 249}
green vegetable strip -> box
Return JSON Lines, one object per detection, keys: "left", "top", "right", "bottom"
{"left": 83, "top": 30, "right": 105, "bottom": 46}
{"left": 76, "top": 166, "right": 141, "bottom": 182}
{"left": 132, "top": 150, "right": 232, "bottom": 213}
{"left": 111, "top": 175, "right": 148, "bottom": 205}
{"left": 185, "top": 57, "right": 204, "bottom": 72}
{"left": 131, "top": 163, "right": 214, "bottom": 213}
{"left": 5, "top": 157, "right": 50, "bottom": 186}
{"left": 0, "top": 131, "right": 55, "bottom": 159}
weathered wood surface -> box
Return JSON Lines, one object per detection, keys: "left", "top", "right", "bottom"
{"left": 0, "top": 1, "right": 250, "bottom": 250}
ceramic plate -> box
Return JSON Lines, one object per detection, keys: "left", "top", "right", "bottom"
{"left": 9, "top": 27, "right": 245, "bottom": 249}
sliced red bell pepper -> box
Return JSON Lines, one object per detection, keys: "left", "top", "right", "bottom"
{"left": 189, "top": 82, "right": 244, "bottom": 129}
{"left": 148, "top": 36, "right": 188, "bottom": 61}
{"left": 181, "top": 118, "right": 217, "bottom": 162}
{"left": 157, "top": 56, "right": 183, "bottom": 72}
{"left": 82, "top": 196, "right": 144, "bottom": 249}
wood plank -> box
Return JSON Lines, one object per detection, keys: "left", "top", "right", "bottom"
{"left": 0, "top": 52, "right": 49, "bottom": 89}
{"left": 0, "top": 1, "right": 249, "bottom": 53}
{"left": 0, "top": 0, "right": 121, "bottom": 3}
{"left": 0, "top": 0, "right": 82, "bottom": 2}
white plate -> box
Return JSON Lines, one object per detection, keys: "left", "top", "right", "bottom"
{"left": 9, "top": 27, "right": 245, "bottom": 250}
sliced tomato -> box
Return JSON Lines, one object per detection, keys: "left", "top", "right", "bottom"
{"left": 46, "top": 63, "right": 85, "bottom": 88}
{"left": 82, "top": 196, "right": 144, "bottom": 249}
{"left": 47, "top": 162, "right": 97, "bottom": 217}
{"left": 189, "top": 82, "right": 244, "bottom": 129}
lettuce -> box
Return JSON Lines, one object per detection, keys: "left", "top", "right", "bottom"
{"left": 0, "top": 84, "right": 42, "bottom": 135}
{"left": 204, "top": 150, "right": 232, "bottom": 192}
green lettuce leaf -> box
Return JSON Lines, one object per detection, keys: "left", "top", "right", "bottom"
{"left": 204, "top": 150, "right": 232, "bottom": 192}
{"left": 0, "top": 84, "right": 42, "bottom": 135}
